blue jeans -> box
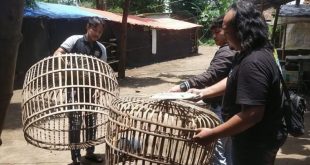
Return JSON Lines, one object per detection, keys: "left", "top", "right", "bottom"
{"left": 210, "top": 104, "right": 233, "bottom": 165}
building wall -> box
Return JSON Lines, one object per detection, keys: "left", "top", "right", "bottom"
{"left": 109, "top": 22, "right": 199, "bottom": 67}
{"left": 15, "top": 18, "right": 199, "bottom": 88}
{"left": 15, "top": 17, "right": 114, "bottom": 88}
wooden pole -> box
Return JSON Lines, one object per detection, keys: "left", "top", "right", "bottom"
{"left": 0, "top": 0, "right": 24, "bottom": 145}
{"left": 282, "top": 24, "right": 287, "bottom": 60}
{"left": 271, "top": 7, "right": 280, "bottom": 46}
{"left": 118, "top": 0, "right": 130, "bottom": 79}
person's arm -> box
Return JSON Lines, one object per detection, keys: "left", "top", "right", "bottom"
{"left": 186, "top": 47, "right": 234, "bottom": 89}
{"left": 193, "top": 105, "right": 265, "bottom": 145}
{"left": 53, "top": 47, "right": 66, "bottom": 56}
{"left": 188, "top": 77, "right": 227, "bottom": 99}
{"left": 169, "top": 47, "right": 234, "bottom": 92}
{"left": 53, "top": 35, "right": 80, "bottom": 56}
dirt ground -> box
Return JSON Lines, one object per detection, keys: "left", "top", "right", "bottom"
{"left": 0, "top": 45, "right": 309, "bottom": 164}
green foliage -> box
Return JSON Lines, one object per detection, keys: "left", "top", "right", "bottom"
{"left": 107, "top": 6, "right": 123, "bottom": 13}
{"left": 199, "top": 37, "right": 215, "bottom": 46}
{"left": 199, "top": 0, "right": 234, "bottom": 43}
{"left": 105, "top": 0, "right": 122, "bottom": 13}
{"left": 130, "top": 0, "right": 165, "bottom": 14}
{"left": 79, "top": 0, "right": 96, "bottom": 8}
{"left": 169, "top": 0, "right": 234, "bottom": 45}
{"left": 106, "top": 0, "right": 165, "bottom": 14}
{"left": 170, "top": 0, "right": 206, "bottom": 16}
{"left": 25, "top": 0, "right": 38, "bottom": 8}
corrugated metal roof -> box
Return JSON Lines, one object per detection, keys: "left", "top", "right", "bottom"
{"left": 24, "top": 2, "right": 201, "bottom": 30}
{"left": 81, "top": 7, "right": 202, "bottom": 30}
{"left": 248, "top": 0, "right": 294, "bottom": 10}
{"left": 278, "top": 4, "right": 310, "bottom": 24}
{"left": 279, "top": 4, "right": 310, "bottom": 17}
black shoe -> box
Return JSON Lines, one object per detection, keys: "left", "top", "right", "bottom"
{"left": 85, "top": 153, "right": 103, "bottom": 163}
{"left": 69, "top": 155, "right": 81, "bottom": 165}
{"left": 69, "top": 160, "right": 80, "bottom": 165}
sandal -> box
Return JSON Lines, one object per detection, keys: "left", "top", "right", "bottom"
{"left": 85, "top": 154, "right": 103, "bottom": 163}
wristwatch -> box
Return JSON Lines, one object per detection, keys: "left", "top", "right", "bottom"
{"left": 179, "top": 82, "right": 188, "bottom": 92}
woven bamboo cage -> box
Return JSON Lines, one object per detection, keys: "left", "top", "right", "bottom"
{"left": 106, "top": 97, "right": 221, "bottom": 165}
{"left": 21, "top": 53, "right": 119, "bottom": 150}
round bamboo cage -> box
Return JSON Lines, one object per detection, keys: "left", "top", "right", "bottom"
{"left": 106, "top": 97, "right": 221, "bottom": 165}
{"left": 21, "top": 53, "right": 119, "bottom": 150}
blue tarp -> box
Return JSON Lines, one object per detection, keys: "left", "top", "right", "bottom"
{"left": 24, "top": 2, "right": 102, "bottom": 19}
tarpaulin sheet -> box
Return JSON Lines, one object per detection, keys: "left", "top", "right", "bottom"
{"left": 24, "top": 2, "right": 101, "bottom": 18}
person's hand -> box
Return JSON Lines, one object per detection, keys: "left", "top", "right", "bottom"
{"left": 92, "top": 89, "right": 99, "bottom": 99}
{"left": 54, "top": 52, "right": 62, "bottom": 56}
{"left": 192, "top": 128, "right": 216, "bottom": 146}
{"left": 168, "top": 85, "right": 182, "bottom": 92}
{"left": 187, "top": 88, "right": 203, "bottom": 98}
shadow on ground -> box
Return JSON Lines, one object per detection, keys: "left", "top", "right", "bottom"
{"left": 278, "top": 112, "right": 310, "bottom": 163}
{"left": 3, "top": 103, "right": 22, "bottom": 130}
{"left": 276, "top": 157, "right": 310, "bottom": 165}
{"left": 118, "top": 74, "right": 197, "bottom": 88}
{"left": 157, "top": 73, "right": 197, "bottom": 80}
{"left": 118, "top": 77, "right": 169, "bottom": 88}
{"left": 79, "top": 154, "right": 105, "bottom": 165}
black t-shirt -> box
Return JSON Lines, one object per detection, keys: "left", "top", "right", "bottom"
{"left": 223, "top": 46, "right": 286, "bottom": 145}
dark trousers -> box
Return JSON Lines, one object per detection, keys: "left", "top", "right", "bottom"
{"left": 232, "top": 138, "right": 284, "bottom": 165}
{"left": 69, "top": 111, "right": 96, "bottom": 161}
{"left": 68, "top": 88, "right": 97, "bottom": 161}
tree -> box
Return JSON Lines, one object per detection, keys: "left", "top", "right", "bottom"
{"left": 170, "top": 0, "right": 207, "bottom": 21}
{"left": 199, "top": 0, "right": 233, "bottom": 40}
{"left": 96, "top": 0, "right": 107, "bottom": 10}
{"left": 106, "top": 0, "right": 165, "bottom": 14}
{"left": 129, "top": 0, "right": 165, "bottom": 14}
{"left": 0, "top": 0, "right": 24, "bottom": 145}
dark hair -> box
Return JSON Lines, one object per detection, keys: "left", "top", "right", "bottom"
{"left": 88, "top": 16, "right": 105, "bottom": 28}
{"left": 229, "top": 1, "right": 270, "bottom": 53}
{"left": 210, "top": 16, "right": 224, "bottom": 30}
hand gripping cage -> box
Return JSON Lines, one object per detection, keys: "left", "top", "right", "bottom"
{"left": 21, "top": 53, "right": 119, "bottom": 150}
{"left": 106, "top": 97, "right": 221, "bottom": 165}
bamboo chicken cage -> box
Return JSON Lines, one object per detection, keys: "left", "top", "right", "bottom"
{"left": 21, "top": 53, "right": 119, "bottom": 150}
{"left": 106, "top": 97, "right": 221, "bottom": 165}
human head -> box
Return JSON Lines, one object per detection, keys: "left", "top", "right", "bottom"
{"left": 210, "top": 16, "right": 226, "bottom": 46}
{"left": 86, "top": 16, "right": 105, "bottom": 42}
{"left": 223, "top": 1, "right": 269, "bottom": 53}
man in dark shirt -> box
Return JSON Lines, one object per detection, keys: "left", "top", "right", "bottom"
{"left": 54, "top": 16, "right": 106, "bottom": 165}
{"left": 169, "top": 16, "right": 235, "bottom": 165}
{"left": 169, "top": 16, "right": 234, "bottom": 95}
{"left": 189, "top": 2, "right": 287, "bottom": 165}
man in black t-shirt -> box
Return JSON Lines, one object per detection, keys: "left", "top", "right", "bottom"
{"left": 54, "top": 17, "right": 106, "bottom": 165}
{"left": 169, "top": 16, "right": 235, "bottom": 165}
{"left": 189, "top": 2, "right": 287, "bottom": 165}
